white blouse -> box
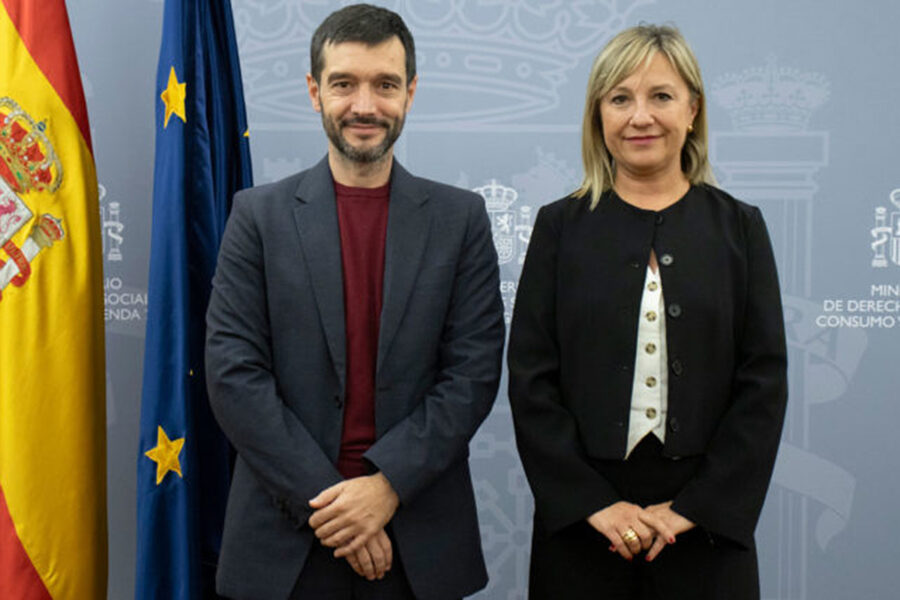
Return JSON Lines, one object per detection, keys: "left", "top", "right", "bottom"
{"left": 625, "top": 265, "right": 668, "bottom": 458}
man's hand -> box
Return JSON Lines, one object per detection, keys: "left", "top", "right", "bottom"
{"left": 344, "top": 529, "right": 393, "bottom": 581}
{"left": 308, "top": 472, "right": 400, "bottom": 556}
{"left": 586, "top": 501, "right": 677, "bottom": 561}
{"left": 638, "top": 501, "right": 695, "bottom": 562}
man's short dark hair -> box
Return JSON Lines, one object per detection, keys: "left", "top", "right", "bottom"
{"left": 310, "top": 4, "right": 416, "bottom": 85}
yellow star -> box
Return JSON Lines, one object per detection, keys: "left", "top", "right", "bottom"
{"left": 243, "top": 128, "right": 250, "bottom": 138}
{"left": 144, "top": 426, "right": 185, "bottom": 485}
{"left": 160, "top": 66, "right": 187, "bottom": 128}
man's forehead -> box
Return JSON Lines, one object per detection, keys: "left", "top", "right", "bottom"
{"left": 320, "top": 37, "right": 406, "bottom": 71}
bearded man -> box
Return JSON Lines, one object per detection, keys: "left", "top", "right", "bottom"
{"left": 205, "top": 4, "right": 505, "bottom": 599}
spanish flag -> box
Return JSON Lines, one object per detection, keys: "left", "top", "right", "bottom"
{"left": 0, "top": 1, "right": 107, "bottom": 598}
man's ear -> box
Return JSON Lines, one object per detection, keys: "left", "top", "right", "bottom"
{"left": 404, "top": 74, "right": 418, "bottom": 113}
{"left": 306, "top": 73, "right": 322, "bottom": 113}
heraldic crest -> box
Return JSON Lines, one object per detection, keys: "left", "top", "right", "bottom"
{"left": 0, "top": 97, "right": 65, "bottom": 303}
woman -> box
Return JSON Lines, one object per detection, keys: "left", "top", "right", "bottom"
{"left": 508, "top": 25, "right": 787, "bottom": 599}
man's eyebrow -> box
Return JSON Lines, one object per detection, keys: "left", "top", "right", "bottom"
{"left": 325, "top": 71, "right": 404, "bottom": 85}
{"left": 326, "top": 71, "right": 356, "bottom": 83}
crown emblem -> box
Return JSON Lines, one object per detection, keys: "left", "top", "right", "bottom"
{"left": 712, "top": 56, "right": 829, "bottom": 132}
{"left": 236, "top": 0, "right": 653, "bottom": 127}
{"left": 0, "top": 97, "right": 63, "bottom": 194}
{"left": 475, "top": 179, "right": 518, "bottom": 213}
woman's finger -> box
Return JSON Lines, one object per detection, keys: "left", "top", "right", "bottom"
{"left": 645, "top": 535, "right": 668, "bottom": 562}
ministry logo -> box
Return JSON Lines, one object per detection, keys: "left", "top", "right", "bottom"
{"left": 871, "top": 188, "right": 900, "bottom": 268}
{"left": 99, "top": 183, "right": 125, "bottom": 262}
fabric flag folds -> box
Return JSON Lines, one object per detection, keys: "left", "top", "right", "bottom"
{"left": 136, "top": 0, "right": 252, "bottom": 598}
{"left": 0, "top": 1, "right": 107, "bottom": 598}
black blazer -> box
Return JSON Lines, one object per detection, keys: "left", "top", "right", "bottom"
{"left": 206, "top": 158, "right": 505, "bottom": 599}
{"left": 508, "top": 184, "right": 787, "bottom": 548}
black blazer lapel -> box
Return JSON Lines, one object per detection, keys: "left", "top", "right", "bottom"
{"left": 377, "top": 162, "right": 430, "bottom": 374}
{"left": 292, "top": 157, "right": 346, "bottom": 389}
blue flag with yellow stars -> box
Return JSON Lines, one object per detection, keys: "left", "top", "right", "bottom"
{"left": 137, "top": 0, "right": 252, "bottom": 598}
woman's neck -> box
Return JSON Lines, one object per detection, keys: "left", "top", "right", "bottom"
{"left": 613, "top": 169, "right": 691, "bottom": 211}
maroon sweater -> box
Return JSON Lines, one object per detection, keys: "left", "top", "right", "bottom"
{"left": 333, "top": 180, "right": 390, "bottom": 478}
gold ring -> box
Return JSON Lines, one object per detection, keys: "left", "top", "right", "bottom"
{"left": 621, "top": 529, "right": 639, "bottom": 543}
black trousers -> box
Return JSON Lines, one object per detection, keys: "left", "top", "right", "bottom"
{"left": 289, "top": 537, "right": 417, "bottom": 600}
{"left": 529, "top": 435, "right": 760, "bottom": 600}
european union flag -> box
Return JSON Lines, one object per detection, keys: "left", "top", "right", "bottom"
{"left": 137, "top": 1, "right": 252, "bottom": 598}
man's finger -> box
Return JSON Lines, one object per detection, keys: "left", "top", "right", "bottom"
{"left": 376, "top": 532, "right": 393, "bottom": 572}
{"left": 313, "top": 516, "right": 352, "bottom": 541}
{"left": 309, "top": 483, "right": 343, "bottom": 509}
{"left": 346, "top": 553, "right": 364, "bottom": 577}
{"left": 355, "top": 547, "right": 376, "bottom": 580}
{"left": 366, "top": 539, "right": 387, "bottom": 578}
{"left": 308, "top": 502, "right": 343, "bottom": 530}
{"left": 334, "top": 532, "right": 369, "bottom": 558}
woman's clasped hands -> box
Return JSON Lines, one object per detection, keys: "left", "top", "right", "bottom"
{"left": 586, "top": 500, "right": 695, "bottom": 562}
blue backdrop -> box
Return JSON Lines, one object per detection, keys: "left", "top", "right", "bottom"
{"left": 69, "top": 1, "right": 900, "bottom": 598}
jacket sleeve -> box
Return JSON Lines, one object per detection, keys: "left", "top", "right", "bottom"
{"left": 362, "top": 199, "right": 505, "bottom": 505}
{"left": 205, "top": 193, "right": 342, "bottom": 525}
{"left": 671, "top": 206, "right": 788, "bottom": 548}
{"left": 508, "top": 204, "right": 622, "bottom": 534}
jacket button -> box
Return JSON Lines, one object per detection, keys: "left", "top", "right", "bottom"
{"left": 668, "top": 418, "right": 680, "bottom": 432}
{"left": 660, "top": 253, "right": 674, "bottom": 266}
{"left": 667, "top": 303, "right": 682, "bottom": 318}
{"left": 671, "top": 359, "right": 683, "bottom": 376}
{"left": 656, "top": 214, "right": 665, "bottom": 225}
{"left": 630, "top": 261, "right": 641, "bottom": 269}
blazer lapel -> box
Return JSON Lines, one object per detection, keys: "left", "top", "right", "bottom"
{"left": 377, "top": 161, "right": 430, "bottom": 374}
{"left": 292, "top": 157, "right": 346, "bottom": 389}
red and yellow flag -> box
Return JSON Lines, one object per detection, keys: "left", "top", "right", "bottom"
{"left": 0, "top": 1, "right": 107, "bottom": 598}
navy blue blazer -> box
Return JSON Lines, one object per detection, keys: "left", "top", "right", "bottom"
{"left": 206, "top": 157, "right": 505, "bottom": 599}
{"left": 508, "top": 184, "right": 787, "bottom": 549}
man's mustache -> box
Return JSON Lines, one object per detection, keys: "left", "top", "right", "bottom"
{"left": 341, "top": 116, "right": 390, "bottom": 128}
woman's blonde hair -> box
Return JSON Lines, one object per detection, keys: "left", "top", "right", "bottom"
{"left": 575, "top": 24, "right": 716, "bottom": 208}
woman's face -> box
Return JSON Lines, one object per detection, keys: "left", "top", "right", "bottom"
{"left": 599, "top": 53, "right": 698, "bottom": 183}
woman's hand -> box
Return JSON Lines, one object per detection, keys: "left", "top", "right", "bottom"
{"left": 586, "top": 501, "right": 676, "bottom": 561}
{"left": 638, "top": 501, "right": 695, "bottom": 561}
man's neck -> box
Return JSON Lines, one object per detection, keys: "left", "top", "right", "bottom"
{"left": 328, "top": 147, "right": 393, "bottom": 188}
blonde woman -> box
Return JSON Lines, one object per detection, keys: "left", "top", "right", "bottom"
{"left": 508, "top": 25, "right": 787, "bottom": 599}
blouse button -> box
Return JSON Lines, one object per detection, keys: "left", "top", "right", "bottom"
{"left": 645, "top": 376, "right": 657, "bottom": 388}
{"left": 647, "top": 281, "right": 659, "bottom": 292}
{"left": 645, "top": 407, "right": 657, "bottom": 419}
{"left": 645, "top": 342, "right": 657, "bottom": 354}
{"left": 645, "top": 311, "right": 657, "bottom": 322}
{"left": 667, "top": 303, "right": 682, "bottom": 318}
{"left": 656, "top": 214, "right": 665, "bottom": 225}
{"left": 672, "top": 359, "right": 684, "bottom": 376}
{"left": 660, "top": 253, "right": 674, "bottom": 266}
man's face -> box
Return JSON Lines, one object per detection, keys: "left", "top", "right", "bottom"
{"left": 307, "top": 37, "right": 416, "bottom": 165}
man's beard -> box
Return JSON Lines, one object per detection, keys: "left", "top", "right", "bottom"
{"left": 322, "top": 113, "right": 404, "bottom": 164}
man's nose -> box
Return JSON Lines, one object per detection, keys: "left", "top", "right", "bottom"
{"left": 351, "top": 85, "right": 376, "bottom": 114}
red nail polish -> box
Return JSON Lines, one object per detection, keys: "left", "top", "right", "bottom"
{"left": 668, "top": 537, "right": 676, "bottom": 544}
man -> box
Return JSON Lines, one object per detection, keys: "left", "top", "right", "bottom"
{"left": 205, "top": 4, "right": 505, "bottom": 599}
